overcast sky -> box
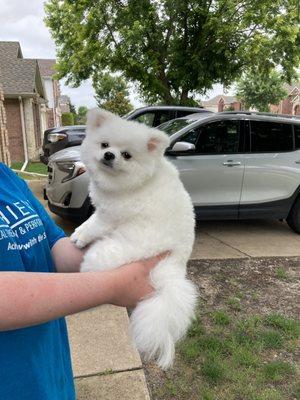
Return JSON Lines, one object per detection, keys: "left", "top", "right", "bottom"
{"left": 0, "top": 0, "right": 226, "bottom": 110}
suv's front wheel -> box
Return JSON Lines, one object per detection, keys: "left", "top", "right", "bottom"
{"left": 286, "top": 197, "right": 300, "bottom": 233}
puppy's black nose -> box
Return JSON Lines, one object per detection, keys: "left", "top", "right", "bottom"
{"left": 104, "top": 152, "right": 115, "bottom": 161}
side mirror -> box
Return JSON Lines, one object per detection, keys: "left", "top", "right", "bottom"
{"left": 167, "top": 141, "right": 195, "bottom": 155}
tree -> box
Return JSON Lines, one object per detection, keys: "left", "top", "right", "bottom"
{"left": 69, "top": 102, "right": 76, "bottom": 115}
{"left": 101, "top": 91, "right": 133, "bottom": 116}
{"left": 61, "top": 112, "right": 74, "bottom": 126}
{"left": 76, "top": 106, "right": 88, "bottom": 124}
{"left": 236, "top": 69, "right": 288, "bottom": 112}
{"left": 93, "top": 72, "right": 133, "bottom": 115}
{"left": 68, "top": 101, "right": 77, "bottom": 123}
{"left": 45, "top": 0, "right": 300, "bottom": 105}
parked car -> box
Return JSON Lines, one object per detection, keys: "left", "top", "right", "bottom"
{"left": 45, "top": 111, "right": 300, "bottom": 233}
{"left": 40, "top": 105, "right": 211, "bottom": 164}
{"left": 40, "top": 125, "right": 86, "bottom": 165}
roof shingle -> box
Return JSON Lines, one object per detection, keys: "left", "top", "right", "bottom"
{"left": 0, "top": 41, "right": 45, "bottom": 97}
{"left": 202, "top": 95, "right": 238, "bottom": 106}
{"left": 37, "top": 59, "right": 56, "bottom": 78}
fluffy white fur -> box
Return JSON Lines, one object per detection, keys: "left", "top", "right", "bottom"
{"left": 71, "top": 108, "right": 198, "bottom": 369}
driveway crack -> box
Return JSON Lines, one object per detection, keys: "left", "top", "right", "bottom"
{"left": 74, "top": 366, "right": 144, "bottom": 379}
{"left": 202, "top": 230, "right": 252, "bottom": 258}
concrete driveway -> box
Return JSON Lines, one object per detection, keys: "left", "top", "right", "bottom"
{"left": 192, "top": 219, "right": 300, "bottom": 259}
{"left": 51, "top": 214, "right": 300, "bottom": 260}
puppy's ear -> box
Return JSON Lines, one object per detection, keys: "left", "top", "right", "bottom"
{"left": 147, "top": 129, "right": 170, "bottom": 155}
{"left": 86, "top": 108, "right": 114, "bottom": 131}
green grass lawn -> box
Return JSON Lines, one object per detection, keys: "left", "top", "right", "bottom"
{"left": 146, "top": 258, "right": 300, "bottom": 400}
{"left": 11, "top": 162, "right": 47, "bottom": 175}
{"left": 149, "top": 309, "right": 299, "bottom": 400}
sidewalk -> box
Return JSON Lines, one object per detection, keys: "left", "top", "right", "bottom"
{"left": 68, "top": 307, "right": 150, "bottom": 400}
{"left": 28, "top": 180, "right": 151, "bottom": 400}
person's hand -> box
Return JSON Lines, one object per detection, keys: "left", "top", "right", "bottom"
{"left": 109, "top": 252, "right": 169, "bottom": 308}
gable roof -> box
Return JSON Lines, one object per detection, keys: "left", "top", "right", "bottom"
{"left": 0, "top": 41, "right": 45, "bottom": 98}
{"left": 37, "top": 59, "right": 56, "bottom": 78}
{"left": 202, "top": 94, "right": 238, "bottom": 106}
{"left": 284, "top": 83, "right": 300, "bottom": 96}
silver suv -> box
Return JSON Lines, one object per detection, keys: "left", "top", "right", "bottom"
{"left": 45, "top": 112, "right": 300, "bottom": 233}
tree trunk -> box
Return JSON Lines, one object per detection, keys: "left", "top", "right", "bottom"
{"left": 157, "top": 70, "right": 174, "bottom": 105}
{"left": 180, "top": 88, "right": 189, "bottom": 104}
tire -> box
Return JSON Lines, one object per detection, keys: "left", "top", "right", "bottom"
{"left": 286, "top": 197, "right": 300, "bottom": 233}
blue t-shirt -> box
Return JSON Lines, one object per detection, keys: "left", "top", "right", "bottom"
{"left": 0, "top": 163, "right": 75, "bottom": 400}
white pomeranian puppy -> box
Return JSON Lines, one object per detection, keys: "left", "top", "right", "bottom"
{"left": 71, "top": 108, "right": 198, "bottom": 369}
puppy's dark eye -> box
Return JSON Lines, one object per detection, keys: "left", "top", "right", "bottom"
{"left": 101, "top": 142, "right": 109, "bottom": 149}
{"left": 121, "top": 151, "right": 132, "bottom": 160}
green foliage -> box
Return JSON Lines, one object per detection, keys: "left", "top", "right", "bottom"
{"left": 275, "top": 266, "right": 289, "bottom": 280}
{"left": 264, "top": 313, "right": 300, "bottom": 339}
{"left": 76, "top": 106, "right": 88, "bottom": 124}
{"left": 226, "top": 296, "right": 241, "bottom": 311}
{"left": 11, "top": 162, "right": 47, "bottom": 175}
{"left": 292, "top": 381, "right": 300, "bottom": 399}
{"left": 262, "top": 360, "right": 295, "bottom": 382}
{"left": 93, "top": 73, "right": 128, "bottom": 104}
{"left": 201, "top": 354, "right": 226, "bottom": 383}
{"left": 45, "top": 0, "right": 300, "bottom": 105}
{"left": 93, "top": 73, "right": 133, "bottom": 115}
{"left": 212, "top": 310, "right": 231, "bottom": 326}
{"left": 260, "top": 329, "right": 284, "bottom": 349}
{"left": 231, "top": 346, "right": 260, "bottom": 367}
{"left": 101, "top": 91, "right": 133, "bottom": 116}
{"left": 69, "top": 102, "right": 76, "bottom": 115}
{"left": 68, "top": 102, "right": 77, "bottom": 123}
{"left": 61, "top": 112, "right": 74, "bottom": 126}
{"left": 236, "top": 69, "right": 288, "bottom": 111}
{"left": 166, "top": 312, "right": 299, "bottom": 400}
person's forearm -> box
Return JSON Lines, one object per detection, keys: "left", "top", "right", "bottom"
{"left": 0, "top": 270, "right": 117, "bottom": 331}
{"left": 51, "top": 237, "right": 85, "bottom": 273}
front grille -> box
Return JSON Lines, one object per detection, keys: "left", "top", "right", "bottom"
{"left": 48, "top": 165, "right": 53, "bottom": 183}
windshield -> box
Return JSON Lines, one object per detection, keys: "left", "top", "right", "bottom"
{"left": 157, "top": 118, "right": 196, "bottom": 135}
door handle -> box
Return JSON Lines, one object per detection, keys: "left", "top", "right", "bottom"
{"left": 222, "top": 160, "right": 241, "bottom": 167}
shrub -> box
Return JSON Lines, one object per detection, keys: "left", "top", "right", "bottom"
{"left": 62, "top": 112, "right": 75, "bottom": 126}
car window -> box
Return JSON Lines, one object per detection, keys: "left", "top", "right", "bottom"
{"left": 250, "top": 121, "right": 293, "bottom": 152}
{"left": 135, "top": 112, "right": 155, "bottom": 126}
{"left": 154, "top": 110, "right": 176, "bottom": 126}
{"left": 158, "top": 118, "right": 196, "bottom": 135}
{"left": 196, "top": 120, "right": 240, "bottom": 154}
{"left": 294, "top": 125, "right": 300, "bottom": 149}
{"left": 180, "top": 129, "right": 200, "bottom": 145}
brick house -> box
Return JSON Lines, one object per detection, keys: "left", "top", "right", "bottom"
{"left": 37, "top": 59, "right": 62, "bottom": 128}
{"left": 270, "top": 84, "right": 300, "bottom": 115}
{"left": 0, "top": 41, "right": 47, "bottom": 162}
{"left": 202, "top": 95, "right": 242, "bottom": 112}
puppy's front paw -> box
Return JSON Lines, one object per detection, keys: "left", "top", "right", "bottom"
{"left": 70, "top": 227, "right": 91, "bottom": 249}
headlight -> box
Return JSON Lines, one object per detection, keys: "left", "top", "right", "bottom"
{"left": 48, "top": 133, "right": 67, "bottom": 143}
{"left": 56, "top": 161, "right": 86, "bottom": 183}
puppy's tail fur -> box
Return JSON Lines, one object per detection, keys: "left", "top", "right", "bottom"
{"left": 130, "top": 263, "right": 198, "bottom": 369}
